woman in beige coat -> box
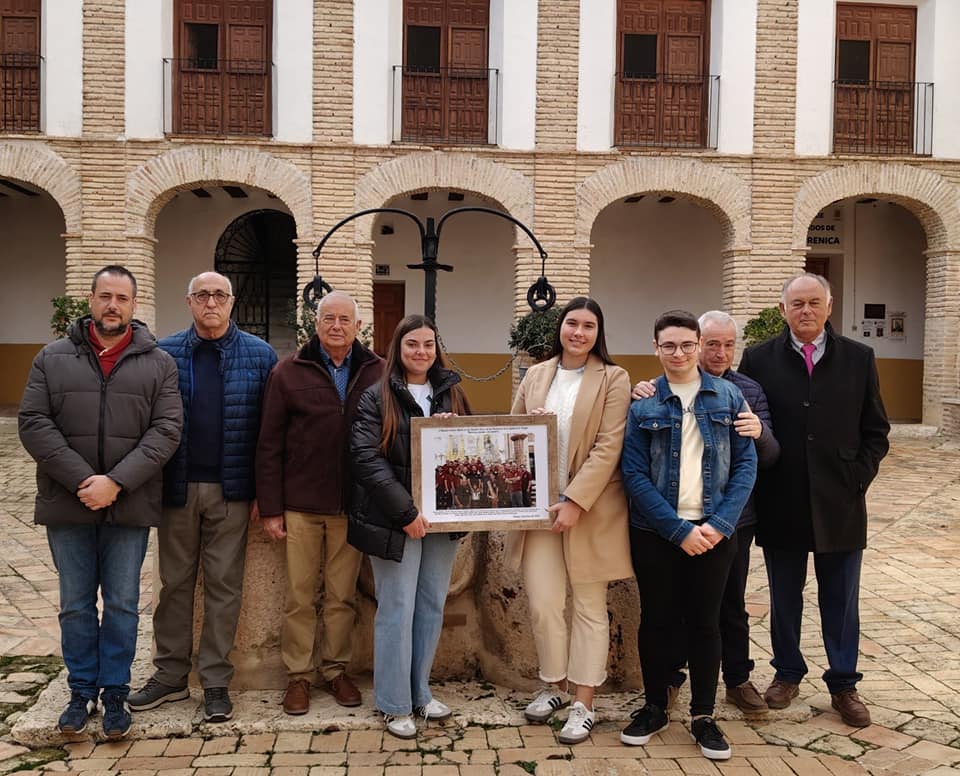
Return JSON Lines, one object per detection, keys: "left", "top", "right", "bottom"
{"left": 507, "top": 296, "right": 633, "bottom": 744}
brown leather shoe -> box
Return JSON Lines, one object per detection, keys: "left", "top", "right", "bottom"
{"left": 763, "top": 679, "right": 800, "bottom": 709}
{"left": 327, "top": 673, "right": 362, "bottom": 707}
{"left": 282, "top": 679, "right": 310, "bottom": 715}
{"left": 726, "top": 681, "right": 769, "bottom": 713}
{"left": 831, "top": 689, "right": 871, "bottom": 727}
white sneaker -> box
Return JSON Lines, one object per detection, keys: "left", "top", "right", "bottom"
{"left": 384, "top": 713, "right": 417, "bottom": 739}
{"left": 524, "top": 687, "right": 571, "bottom": 723}
{"left": 416, "top": 698, "right": 452, "bottom": 721}
{"left": 558, "top": 701, "right": 595, "bottom": 744}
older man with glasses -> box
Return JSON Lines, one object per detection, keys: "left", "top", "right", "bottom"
{"left": 128, "top": 271, "right": 277, "bottom": 724}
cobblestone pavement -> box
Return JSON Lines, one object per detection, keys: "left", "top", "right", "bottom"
{"left": 2, "top": 416, "right": 960, "bottom": 775}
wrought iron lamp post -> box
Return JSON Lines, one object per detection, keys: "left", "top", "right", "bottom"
{"left": 303, "top": 206, "right": 557, "bottom": 318}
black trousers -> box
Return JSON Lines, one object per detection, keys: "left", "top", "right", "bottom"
{"left": 630, "top": 525, "right": 737, "bottom": 717}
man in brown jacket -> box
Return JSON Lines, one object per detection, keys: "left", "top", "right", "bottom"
{"left": 256, "top": 291, "right": 383, "bottom": 714}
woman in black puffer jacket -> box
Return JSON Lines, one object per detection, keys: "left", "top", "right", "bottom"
{"left": 348, "top": 314, "right": 470, "bottom": 740}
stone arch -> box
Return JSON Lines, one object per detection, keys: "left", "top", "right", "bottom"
{"left": 0, "top": 142, "right": 81, "bottom": 232}
{"left": 576, "top": 157, "right": 751, "bottom": 252}
{"left": 793, "top": 163, "right": 960, "bottom": 253}
{"left": 354, "top": 151, "right": 534, "bottom": 242}
{"left": 126, "top": 146, "right": 313, "bottom": 241}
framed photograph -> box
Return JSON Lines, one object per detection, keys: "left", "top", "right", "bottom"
{"left": 411, "top": 414, "right": 558, "bottom": 532}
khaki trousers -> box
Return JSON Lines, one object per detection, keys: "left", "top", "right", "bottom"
{"left": 521, "top": 529, "right": 610, "bottom": 687}
{"left": 282, "top": 511, "right": 362, "bottom": 682}
{"left": 154, "top": 482, "right": 249, "bottom": 688}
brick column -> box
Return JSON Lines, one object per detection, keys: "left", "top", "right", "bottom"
{"left": 922, "top": 250, "right": 960, "bottom": 428}
{"left": 535, "top": 0, "right": 579, "bottom": 150}
{"left": 63, "top": 235, "right": 87, "bottom": 298}
{"left": 720, "top": 247, "right": 755, "bottom": 319}
{"left": 82, "top": 0, "right": 125, "bottom": 137}
{"left": 753, "top": 0, "right": 798, "bottom": 155}
{"left": 125, "top": 234, "right": 160, "bottom": 330}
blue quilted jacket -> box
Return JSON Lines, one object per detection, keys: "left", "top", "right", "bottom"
{"left": 158, "top": 322, "right": 277, "bottom": 506}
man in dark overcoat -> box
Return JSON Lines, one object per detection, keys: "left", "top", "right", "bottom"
{"left": 738, "top": 273, "right": 889, "bottom": 727}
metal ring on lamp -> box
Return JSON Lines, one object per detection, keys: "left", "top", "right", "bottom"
{"left": 302, "top": 275, "right": 333, "bottom": 311}
{"left": 526, "top": 277, "right": 557, "bottom": 312}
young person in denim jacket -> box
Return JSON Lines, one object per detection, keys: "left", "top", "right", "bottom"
{"left": 619, "top": 310, "right": 756, "bottom": 762}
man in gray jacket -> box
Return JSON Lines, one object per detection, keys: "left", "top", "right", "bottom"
{"left": 18, "top": 266, "right": 181, "bottom": 740}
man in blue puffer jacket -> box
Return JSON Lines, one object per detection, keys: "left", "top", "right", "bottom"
{"left": 128, "top": 272, "right": 276, "bottom": 724}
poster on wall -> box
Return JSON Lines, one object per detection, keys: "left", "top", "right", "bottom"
{"left": 888, "top": 312, "right": 905, "bottom": 341}
{"left": 861, "top": 304, "right": 886, "bottom": 339}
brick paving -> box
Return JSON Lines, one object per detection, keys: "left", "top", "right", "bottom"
{"left": 2, "top": 416, "right": 960, "bottom": 774}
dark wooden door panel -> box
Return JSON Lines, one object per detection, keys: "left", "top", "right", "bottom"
{"left": 0, "top": 1, "right": 39, "bottom": 131}
{"left": 373, "top": 283, "right": 405, "bottom": 358}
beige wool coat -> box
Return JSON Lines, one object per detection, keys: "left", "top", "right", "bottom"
{"left": 504, "top": 353, "right": 634, "bottom": 583}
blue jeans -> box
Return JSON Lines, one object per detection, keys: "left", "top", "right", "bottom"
{"left": 369, "top": 534, "right": 458, "bottom": 716}
{"left": 47, "top": 523, "right": 150, "bottom": 700}
{"left": 763, "top": 547, "right": 863, "bottom": 693}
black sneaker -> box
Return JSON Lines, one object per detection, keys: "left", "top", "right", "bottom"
{"left": 620, "top": 703, "right": 669, "bottom": 746}
{"left": 691, "top": 716, "right": 731, "bottom": 760}
{"left": 57, "top": 694, "right": 97, "bottom": 735}
{"left": 203, "top": 687, "right": 233, "bottom": 723}
{"left": 101, "top": 691, "right": 131, "bottom": 740}
{"left": 128, "top": 677, "right": 190, "bottom": 711}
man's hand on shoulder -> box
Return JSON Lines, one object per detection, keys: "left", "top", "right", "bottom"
{"left": 631, "top": 379, "right": 656, "bottom": 400}
{"left": 77, "top": 475, "right": 121, "bottom": 510}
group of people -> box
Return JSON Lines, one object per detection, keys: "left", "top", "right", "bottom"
{"left": 435, "top": 458, "right": 532, "bottom": 510}
{"left": 19, "top": 266, "right": 889, "bottom": 763}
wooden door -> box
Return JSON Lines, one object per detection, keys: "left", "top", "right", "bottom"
{"left": 173, "top": 0, "right": 270, "bottom": 136}
{"left": 835, "top": 4, "right": 915, "bottom": 153}
{"left": 616, "top": 0, "right": 707, "bottom": 146}
{"left": 402, "top": 0, "right": 488, "bottom": 144}
{"left": 804, "top": 256, "right": 829, "bottom": 280}
{"left": 373, "top": 283, "right": 405, "bottom": 358}
{"left": 0, "top": 0, "right": 40, "bottom": 132}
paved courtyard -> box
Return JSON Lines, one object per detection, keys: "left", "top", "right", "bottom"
{"left": 1, "top": 416, "right": 960, "bottom": 775}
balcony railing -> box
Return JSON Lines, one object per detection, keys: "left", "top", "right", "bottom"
{"left": 615, "top": 72, "right": 719, "bottom": 149}
{"left": 833, "top": 80, "right": 933, "bottom": 156}
{"left": 392, "top": 65, "right": 499, "bottom": 145}
{"left": 0, "top": 53, "right": 42, "bottom": 133}
{"left": 163, "top": 58, "right": 273, "bottom": 137}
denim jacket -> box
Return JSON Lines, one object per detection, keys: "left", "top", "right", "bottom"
{"left": 621, "top": 369, "right": 757, "bottom": 546}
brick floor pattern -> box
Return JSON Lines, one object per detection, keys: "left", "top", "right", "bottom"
{"left": 3, "top": 417, "right": 960, "bottom": 775}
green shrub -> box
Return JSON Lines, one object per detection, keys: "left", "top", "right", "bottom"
{"left": 508, "top": 306, "right": 561, "bottom": 361}
{"left": 742, "top": 307, "right": 784, "bottom": 347}
{"left": 51, "top": 296, "right": 90, "bottom": 339}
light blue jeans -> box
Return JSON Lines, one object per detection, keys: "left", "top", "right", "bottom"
{"left": 369, "top": 534, "right": 458, "bottom": 716}
{"left": 47, "top": 523, "right": 150, "bottom": 700}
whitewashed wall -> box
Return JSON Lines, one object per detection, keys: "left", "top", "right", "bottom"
{"left": 370, "top": 192, "right": 515, "bottom": 352}
{"left": 0, "top": 193, "right": 66, "bottom": 342}
{"left": 125, "top": 0, "right": 166, "bottom": 139}
{"left": 274, "top": 0, "right": 313, "bottom": 142}
{"left": 576, "top": 0, "right": 616, "bottom": 152}
{"left": 589, "top": 198, "right": 724, "bottom": 354}
{"left": 44, "top": 0, "right": 83, "bottom": 137}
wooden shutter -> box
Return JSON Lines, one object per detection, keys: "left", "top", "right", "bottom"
{"left": 835, "top": 3, "right": 915, "bottom": 153}
{"left": 0, "top": 0, "right": 40, "bottom": 132}
{"left": 616, "top": 0, "right": 707, "bottom": 147}
{"left": 402, "top": 0, "right": 488, "bottom": 144}
{"left": 173, "top": 0, "right": 270, "bottom": 136}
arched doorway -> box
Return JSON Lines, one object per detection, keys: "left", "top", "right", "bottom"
{"left": 803, "top": 198, "right": 926, "bottom": 422}
{"left": 370, "top": 189, "right": 516, "bottom": 412}
{"left": 590, "top": 193, "right": 725, "bottom": 382}
{"left": 215, "top": 209, "right": 298, "bottom": 352}
{"left": 0, "top": 178, "right": 66, "bottom": 405}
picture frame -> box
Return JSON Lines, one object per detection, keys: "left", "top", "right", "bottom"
{"left": 411, "top": 414, "right": 558, "bottom": 532}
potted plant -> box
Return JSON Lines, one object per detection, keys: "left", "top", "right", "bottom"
{"left": 742, "top": 307, "right": 784, "bottom": 347}
{"left": 51, "top": 296, "right": 90, "bottom": 339}
{"left": 508, "top": 306, "right": 561, "bottom": 362}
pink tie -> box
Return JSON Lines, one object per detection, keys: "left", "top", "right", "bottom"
{"left": 801, "top": 343, "right": 816, "bottom": 376}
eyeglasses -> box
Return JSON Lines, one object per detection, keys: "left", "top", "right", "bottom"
{"left": 190, "top": 290, "right": 232, "bottom": 305}
{"left": 657, "top": 341, "right": 698, "bottom": 355}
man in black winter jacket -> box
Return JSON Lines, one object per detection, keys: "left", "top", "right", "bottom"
{"left": 19, "top": 266, "right": 181, "bottom": 740}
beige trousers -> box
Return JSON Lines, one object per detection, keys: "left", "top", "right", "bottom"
{"left": 521, "top": 529, "right": 610, "bottom": 687}
{"left": 281, "top": 511, "right": 362, "bottom": 683}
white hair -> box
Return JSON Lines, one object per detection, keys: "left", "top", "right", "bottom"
{"left": 187, "top": 272, "right": 233, "bottom": 296}
{"left": 698, "top": 310, "right": 738, "bottom": 336}
{"left": 317, "top": 290, "right": 361, "bottom": 321}
{"left": 781, "top": 273, "right": 832, "bottom": 303}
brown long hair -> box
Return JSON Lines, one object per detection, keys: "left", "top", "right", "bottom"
{"left": 546, "top": 296, "right": 616, "bottom": 365}
{"left": 379, "top": 314, "right": 469, "bottom": 452}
